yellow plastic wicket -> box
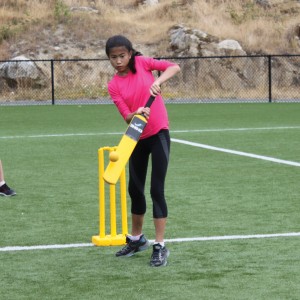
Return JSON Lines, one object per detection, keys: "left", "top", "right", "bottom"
{"left": 92, "top": 147, "right": 128, "bottom": 246}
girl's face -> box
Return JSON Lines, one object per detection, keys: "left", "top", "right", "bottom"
{"left": 108, "top": 46, "right": 132, "bottom": 76}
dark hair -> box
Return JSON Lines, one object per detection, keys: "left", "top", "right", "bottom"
{"left": 105, "top": 35, "right": 142, "bottom": 74}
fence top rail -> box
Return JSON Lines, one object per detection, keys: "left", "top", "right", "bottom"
{"left": 157, "top": 54, "right": 300, "bottom": 60}
{"left": 0, "top": 58, "right": 109, "bottom": 63}
{"left": 0, "top": 54, "right": 299, "bottom": 63}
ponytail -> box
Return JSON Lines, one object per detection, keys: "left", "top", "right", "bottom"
{"left": 128, "top": 50, "right": 142, "bottom": 74}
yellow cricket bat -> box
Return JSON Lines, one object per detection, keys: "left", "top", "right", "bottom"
{"left": 103, "top": 95, "right": 156, "bottom": 184}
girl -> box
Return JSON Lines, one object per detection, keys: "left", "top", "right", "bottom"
{"left": 105, "top": 35, "right": 180, "bottom": 267}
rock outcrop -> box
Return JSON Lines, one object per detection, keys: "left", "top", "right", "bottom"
{"left": 0, "top": 55, "right": 48, "bottom": 89}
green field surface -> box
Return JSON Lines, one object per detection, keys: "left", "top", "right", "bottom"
{"left": 0, "top": 103, "right": 299, "bottom": 299}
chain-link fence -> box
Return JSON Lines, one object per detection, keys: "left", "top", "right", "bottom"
{"left": 0, "top": 55, "right": 299, "bottom": 106}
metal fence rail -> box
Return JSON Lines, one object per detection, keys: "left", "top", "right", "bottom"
{"left": 0, "top": 54, "right": 299, "bottom": 106}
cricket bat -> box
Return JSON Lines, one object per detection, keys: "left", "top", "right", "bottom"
{"left": 103, "top": 95, "right": 156, "bottom": 184}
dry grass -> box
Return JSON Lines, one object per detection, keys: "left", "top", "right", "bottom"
{"left": 0, "top": 0, "right": 299, "bottom": 59}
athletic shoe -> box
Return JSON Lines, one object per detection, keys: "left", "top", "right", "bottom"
{"left": 0, "top": 183, "right": 16, "bottom": 197}
{"left": 115, "top": 234, "right": 150, "bottom": 257}
{"left": 150, "top": 244, "right": 170, "bottom": 267}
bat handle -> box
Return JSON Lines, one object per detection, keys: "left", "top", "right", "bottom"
{"left": 145, "top": 95, "right": 156, "bottom": 108}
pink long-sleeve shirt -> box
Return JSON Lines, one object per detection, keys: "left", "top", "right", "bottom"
{"left": 108, "top": 56, "right": 176, "bottom": 139}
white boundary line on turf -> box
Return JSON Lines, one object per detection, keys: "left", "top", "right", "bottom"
{"left": 171, "top": 126, "right": 300, "bottom": 133}
{"left": 0, "top": 232, "right": 299, "bottom": 252}
{"left": 0, "top": 243, "right": 93, "bottom": 252}
{"left": 171, "top": 138, "right": 300, "bottom": 167}
{"left": 0, "top": 126, "right": 299, "bottom": 140}
{"left": 165, "top": 232, "right": 300, "bottom": 242}
{"left": 0, "top": 132, "right": 123, "bottom": 139}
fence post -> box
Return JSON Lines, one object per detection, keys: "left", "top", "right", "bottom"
{"left": 268, "top": 55, "right": 272, "bottom": 103}
{"left": 51, "top": 59, "right": 55, "bottom": 105}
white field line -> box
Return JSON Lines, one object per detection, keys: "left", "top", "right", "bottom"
{"left": 1, "top": 232, "right": 299, "bottom": 252}
{"left": 172, "top": 138, "right": 300, "bottom": 167}
{"left": 171, "top": 126, "right": 300, "bottom": 133}
{"left": 0, "top": 126, "right": 299, "bottom": 140}
{"left": 0, "top": 132, "right": 123, "bottom": 139}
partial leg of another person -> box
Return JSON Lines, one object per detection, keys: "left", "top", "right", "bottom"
{"left": 0, "top": 160, "right": 16, "bottom": 197}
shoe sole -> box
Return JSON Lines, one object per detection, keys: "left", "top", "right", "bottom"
{"left": 0, "top": 192, "right": 16, "bottom": 197}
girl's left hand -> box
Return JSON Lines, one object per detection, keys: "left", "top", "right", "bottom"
{"left": 142, "top": 107, "right": 150, "bottom": 119}
{"left": 136, "top": 107, "right": 150, "bottom": 119}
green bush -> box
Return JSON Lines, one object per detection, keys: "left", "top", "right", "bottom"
{"left": 0, "top": 25, "right": 13, "bottom": 43}
{"left": 228, "top": 1, "right": 260, "bottom": 25}
{"left": 54, "top": 0, "right": 70, "bottom": 23}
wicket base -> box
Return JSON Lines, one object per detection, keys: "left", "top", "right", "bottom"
{"left": 92, "top": 234, "right": 126, "bottom": 246}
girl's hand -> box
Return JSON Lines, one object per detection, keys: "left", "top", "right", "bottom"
{"left": 136, "top": 107, "right": 150, "bottom": 120}
{"left": 125, "top": 107, "right": 150, "bottom": 123}
{"left": 150, "top": 81, "right": 161, "bottom": 96}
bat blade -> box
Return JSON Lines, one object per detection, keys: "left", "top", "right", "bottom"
{"left": 103, "top": 95, "right": 155, "bottom": 184}
{"left": 103, "top": 114, "right": 147, "bottom": 184}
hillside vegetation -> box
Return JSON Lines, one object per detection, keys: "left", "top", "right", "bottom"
{"left": 0, "top": 0, "right": 299, "bottom": 59}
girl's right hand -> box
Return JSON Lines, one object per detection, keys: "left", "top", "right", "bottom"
{"left": 150, "top": 81, "right": 161, "bottom": 96}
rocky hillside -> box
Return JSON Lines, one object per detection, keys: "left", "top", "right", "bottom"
{"left": 0, "top": 0, "right": 299, "bottom": 60}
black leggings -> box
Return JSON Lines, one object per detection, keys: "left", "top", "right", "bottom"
{"left": 128, "top": 129, "right": 170, "bottom": 218}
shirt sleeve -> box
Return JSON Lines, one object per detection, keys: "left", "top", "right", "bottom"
{"left": 141, "top": 56, "right": 177, "bottom": 72}
{"left": 108, "top": 80, "right": 131, "bottom": 120}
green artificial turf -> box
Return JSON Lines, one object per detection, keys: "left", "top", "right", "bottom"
{"left": 0, "top": 103, "right": 299, "bottom": 299}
